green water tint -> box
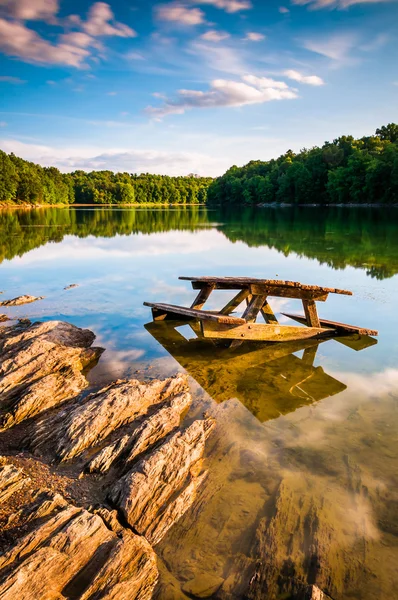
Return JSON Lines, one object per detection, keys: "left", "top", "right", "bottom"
{"left": 0, "top": 206, "right": 397, "bottom": 598}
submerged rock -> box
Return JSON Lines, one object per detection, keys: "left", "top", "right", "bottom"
{"left": 64, "top": 284, "right": 79, "bottom": 290}
{"left": 182, "top": 573, "right": 225, "bottom": 598}
{"left": 0, "top": 295, "right": 44, "bottom": 306}
{"left": 0, "top": 321, "right": 103, "bottom": 430}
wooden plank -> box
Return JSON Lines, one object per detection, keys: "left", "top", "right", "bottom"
{"left": 144, "top": 302, "right": 246, "bottom": 325}
{"left": 250, "top": 284, "right": 329, "bottom": 301}
{"left": 261, "top": 298, "right": 278, "bottom": 324}
{"left": 191, "top": 283, "right": 215, "bottom": 310}
{"left": 180, "top": 276, "right": 352, "bottom": 296}
{"left": 201, "top": 321, "right": 333, "bottom": 342}
{"left": 281, "top": 313, "right": 378, "bottom": 336}
{"left": 302, "top": 300, "right": 321, "bottom": 328}
{"left": 242, "top": 295, "right": 266, "bottom": 323}
{"left": 220, "top": 289, "right": 250, "bottom": 315}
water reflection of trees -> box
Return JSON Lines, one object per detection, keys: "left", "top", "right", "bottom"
{"left": 1, "top": 206, "right": 397, "bottom": 280}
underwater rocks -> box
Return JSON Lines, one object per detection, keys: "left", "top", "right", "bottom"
{"left": 0, "top": 295, "right": 44, "bottom": 307}
{"left": 0, "top": 321, "right": 103, "bottom": 431}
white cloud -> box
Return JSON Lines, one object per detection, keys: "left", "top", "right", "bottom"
{"left": 292, "top": 0, "right": 394, "bottom": 8}
{"left": 147, "top": 74, "right": 297, "bottom": 118}
{"left": 283, "top": 69, "right": 324, "bottom": 85}
{"left": 0, "top": 2, "right": 136, "bottom": 68}
{"left": 200, "top": 30, "right": 230, "bottom": 42}
{"left": 245, "top": 32, "right": 266, "bottom": 42}
{"left": 0, "top": 18, "right": 91, "bottom": 67}
{"left": 196, "top": 0, "right": 252, "bottom": 12}
{"left": 0, "top": 0, "right": 59, "bottom": 22}
{"left": 0, "top": 75, "right": 26, "bottom": 84}
{"left": 0, "top": 138, "right": 230, "bottom": 176}
{"left": 279, "top": 6, "right": 290, "bottom": 12}
{"left": 155, "top": 2, "right": 206, "bottom": 25}
{"left": 0, "top": 121, "right": 6, "bottom": 127}
{"left": 83, "top": 2, "right": 136, "bottom": 37}
{"left": 302, "top": 32, "right": 357, "bottom": 62}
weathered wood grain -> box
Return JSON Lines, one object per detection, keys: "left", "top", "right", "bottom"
{"left": 190, "top": 283, "right": 215, "bottom": 310}
{"left": 201, "top": 322, "right": 333, "bottom": 342}
{"left": 144, "top": 302, "right": 246, "bottom": 325}
{"left": 302, "top": 299, "right": 321, "bottom": 328}
{"left": 282, "top": 313, "right": 378, "bottom": 336}
{"left": 180, "top": 276, "right": 352, "bottom": 295}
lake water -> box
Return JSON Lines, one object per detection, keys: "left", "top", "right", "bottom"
{"left": 1, "top": 206, "right": 397, "bottom": 599}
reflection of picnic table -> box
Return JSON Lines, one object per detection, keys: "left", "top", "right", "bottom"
{"left": 145, "top": 320, "right": 347, "bottom": 421}
{"left": 144, "top": 276, "right": 378, "bottom": 344}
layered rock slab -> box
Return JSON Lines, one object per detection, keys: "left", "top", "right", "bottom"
{"left": 87, "top": 390, "right": 192, "bottom": 474}
{"left": 32, "top": 373, "right": 189, "bottom": 461}
{"left": 0, "top": 458, "right": 29, "bottom": 503}
{"left": 109, "top": 417, "right": 215, "bottom": 543}
{"left": 0, "top": 295, "right": 44, "bottom": 307}
{"left": 0, "top": 495, "right": 158, "bottom": 600}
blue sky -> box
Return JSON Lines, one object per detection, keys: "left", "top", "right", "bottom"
{"left": 0, "top": 0, "right": 397, "bottom": 176}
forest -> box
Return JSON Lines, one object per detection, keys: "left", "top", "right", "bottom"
{"left": 1, "top": 123, "right": 397, "bottom": 206}
{"left": 0, "top": 151, "right": 212, "bottom": 205}
{"left": 207, "top": 123, "right": 398, "bottom": 206}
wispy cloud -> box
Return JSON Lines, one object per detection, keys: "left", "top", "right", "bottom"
{"left": 146, "top": 74, "right": 297, "bottom": 118}
{"left": 0, "top": 138, "right": 230, "bottom": 177}
{"left": 244, "top": 32, "right": 266, "bottom": 42}
{"left": 279, "top": 6, "right": 290, "bottom": 12}
{"left": 292, "top": 0, "right": 394, "bottom": 9}
{"left": 283, "top": 69, "right": 324, "bottom": 85}
{"left": 200, "top": 30, "right": 231, "bottom": 42}
{"left": 302, "top": 32, "right": 357, "bottom": 62}
{"left": 195, "top": 0, "right": 252, "bottom": 12}
{"left": 155, "top": 2, "right": 206, "bottom": 25}
{"left": 0, "top": 75, "right": 26, "bottom": 84}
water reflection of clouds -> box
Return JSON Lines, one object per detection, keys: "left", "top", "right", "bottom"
{"left": 5, "top": 230, "right": 232, "bottom": 265}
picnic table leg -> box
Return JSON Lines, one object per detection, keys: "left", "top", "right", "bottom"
{"left": 220, "top": 289, "right": 250, "bottom": 315}
{"left": 228, "top": 294, "right": 266, "bottom": 349}
{"left": 302, "top": 300, "right": 321, "bottom": 328}
{"left": 191, "top": 283, "right": 215, "bottom": 310}
{"left": 242, "top": 295, "right": 267, "bottom": 323}
{"left": 261, "top": 298, "right": 278, "bottom": 324}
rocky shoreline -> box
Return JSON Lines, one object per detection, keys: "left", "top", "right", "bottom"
{"left": 0, "top": 313, "right": 335, "bottom": 599}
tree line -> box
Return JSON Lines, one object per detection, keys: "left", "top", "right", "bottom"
{"left": 207, "top": 123, "right": 398, "bottom": 206}
{"left": 0, "top": 151, "right": 213, "bottom": 205}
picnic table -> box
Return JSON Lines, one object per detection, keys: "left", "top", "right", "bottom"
{"left": 144, "top": 276, "right": 378, "bottom": 343}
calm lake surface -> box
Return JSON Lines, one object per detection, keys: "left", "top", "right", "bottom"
{"left": 1, "top": 206, "right": 398, "bottom": 598}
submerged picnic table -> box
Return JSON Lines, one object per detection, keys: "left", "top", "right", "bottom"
{"left": 144, "top": 276, "right": 378, "bottom": 343}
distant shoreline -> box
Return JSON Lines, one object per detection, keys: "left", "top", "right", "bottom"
{"left": 1, "top": 202, "right": 397, "bottom": 210}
